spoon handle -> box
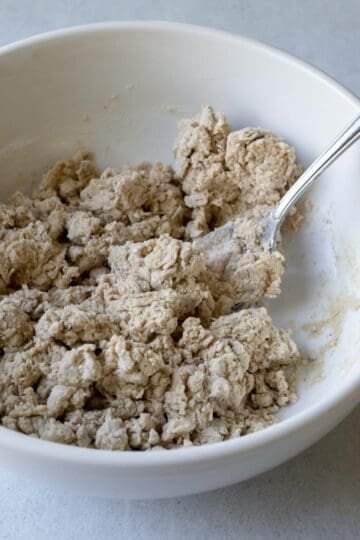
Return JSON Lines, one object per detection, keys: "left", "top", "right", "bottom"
{"left": 262, "top": 114, "right": 360, "bottom": 249}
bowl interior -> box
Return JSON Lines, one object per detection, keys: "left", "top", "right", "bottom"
{"left": 0, "top": 23, "right": 359, "bottom": 424}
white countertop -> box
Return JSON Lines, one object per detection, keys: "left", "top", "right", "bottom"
{"left": 0, "top": 1, "right": 359, "bottom": 539}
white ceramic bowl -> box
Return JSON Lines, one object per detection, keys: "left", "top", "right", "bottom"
{"left": 0, "top": 22, "right": 359, "bottom": 499}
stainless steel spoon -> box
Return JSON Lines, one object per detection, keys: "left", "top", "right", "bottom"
{"left": 261, "top": 114, "right": 360, "bottom": 250}
{"left": 200, "top": 115, "right": 360, "bottom": 256}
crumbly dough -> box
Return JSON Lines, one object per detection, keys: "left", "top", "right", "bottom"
{"left": 0, "top": 106, "right": 301, "bottom": 450}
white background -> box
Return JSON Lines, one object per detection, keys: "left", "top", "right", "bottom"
{"left": 0, "top": 1, "right": 359, "bottom": 539}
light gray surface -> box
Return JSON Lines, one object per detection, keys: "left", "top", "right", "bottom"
{"left": 0, "top": 1, "right": 359, "bottom": 539}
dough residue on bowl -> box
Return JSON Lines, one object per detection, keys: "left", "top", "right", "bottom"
{"left": 0, "top": 106, "right": 302, "bottom": 450}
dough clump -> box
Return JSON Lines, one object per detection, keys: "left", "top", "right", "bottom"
{"left": 0, "top": 106, "right": 301, "bottom": 450}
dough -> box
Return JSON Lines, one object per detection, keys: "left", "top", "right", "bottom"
{"left": 0, "top": 106, "right": 301, "bottom": 450}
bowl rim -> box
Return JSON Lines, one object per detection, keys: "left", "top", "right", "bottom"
{"left": 0, "top": 20, "right": 359, "bottom": 468}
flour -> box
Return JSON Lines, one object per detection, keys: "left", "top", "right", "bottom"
{"left": 0, "top": 106, "right": 301, "bottom": 450}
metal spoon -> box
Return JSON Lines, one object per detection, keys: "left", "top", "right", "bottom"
{"left": 261, "top": 115, "right": 360, "bottom": 250}
{"left": 199, "top": 115, "right": 360, "bottom": 256}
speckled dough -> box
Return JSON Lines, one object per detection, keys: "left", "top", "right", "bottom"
{"left": 0, "top": 106, "right": 302, "bottom": 450}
